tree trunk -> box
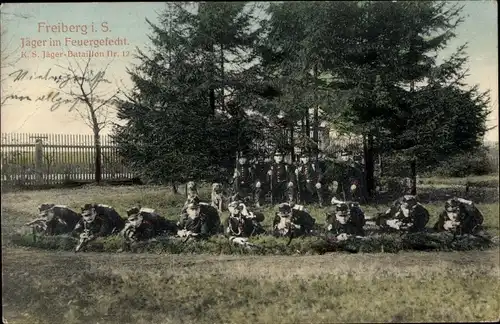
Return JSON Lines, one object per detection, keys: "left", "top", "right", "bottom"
{"left": 220, "top": 44, "right": 225, "bottom": 112}
{"left": 290, "top": 124, "right": 295, "bottom": 163}
{"left": 409, "top": 81, "right": 417, "bottom": 195}
{"left": 94, "top": 132, "right": 102, "bottom": 184}
{"left": 305, "top": 111, "right": 310, "bottom": 155}
{"left": 378, "top": 153, "right": 383, "bottom": 177}
{"left": 410, "top": 159, "right": 417, "bottom": 195}
{"left": 301, "top": 116, "right": 306, "bottom": 139}
{"left": 209, "top": 89, "right": 216, "bottom": 114}
{"left": 313, "top": 104, "right": 319, "bottom": 160}
{"left": 171, "top": 182, "right": 178, "bottom": 194}
{"left": 312, "top": 64, "right": 320, "bottom": 161}
{"left": 208, "top": 40, "right": 216, "bottom": 115}
{"left": 363, "top": 133, "right": 375, "bottom": 199}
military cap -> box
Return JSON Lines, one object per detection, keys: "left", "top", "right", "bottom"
{"left": 277, "top": 203, "right": 292, "bottom": 217}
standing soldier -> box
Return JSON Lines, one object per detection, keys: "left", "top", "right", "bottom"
{"left": 253, "top": 155, "right": 272, "bottom": 207}
{"left": 295, "top": 152, "right": 324, "bottom": 206}
{"left": 348, "top": 154, "right": 366, "bottom": 202}
{"left": 269, "top": 151, "right": 294, "bottom": 204}
{"left": 233, "top": 152, "right": 254, "bottom": 203}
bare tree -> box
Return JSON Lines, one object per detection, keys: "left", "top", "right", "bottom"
{"left": 57, "top": 56, "right": 119, "bottom": 184}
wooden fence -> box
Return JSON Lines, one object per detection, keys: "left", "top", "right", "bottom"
{"left": 1, "top": 133, "right": 135, "bottom": 186}
{"left": 0, "top": 131, "right": 366, "bottom": 187}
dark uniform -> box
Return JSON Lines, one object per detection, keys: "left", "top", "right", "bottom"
{"left": 272, "top": 203, "right": 316, "bottom": 237}
{"left": 226, "top": 200, "right": 265, "bottom": 237}
{"left": 178, "top": 197, "right": 221, "bottom": 237}
{"left": 28, "top": 204, "right": 82, "bottom": 236}
{"left": 376, "top": 195, "right": 429, "bottom": 232}
{"left": 124, "top": 207, "right": 178, "bottom": 241}
{"left": 325, "top": 200, "right": 366, "bottom": 236}
{"left": 269, "top": 152, "right": 294, "bottom": 204}
{"left": 433, "top": 198, "right": 484, "bottom": 235}
{"left": 74, "top": 204, "right": 125, "bottom": 236}
{"left": 233, "top": 156, "right": 254, "bottom": 202}
{"left": 253, "top": 157, "right": 272, "bottom": 207}
{"left": 295, "top": 154, "right": 324, "bottom": 206}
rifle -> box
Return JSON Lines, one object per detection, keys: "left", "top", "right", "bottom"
{"left": 295, "top": 163, "right": 301, "bottom": 204}
{"left": 270, "top": 165, "right": 274, "bottom": 206}
{"left": 286, "top": 221, "right": 294, "bottom": 246}
{"left": 234, "top": 152, "right": 240, "bottom": 196}
{"left": 286, "top": 211, "right": 297, "bottom": 246}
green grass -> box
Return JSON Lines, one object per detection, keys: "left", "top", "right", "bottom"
{"left": 8, "top": 230, "right": 497, "bottom": 255}
{"left": 2, "top": 183, "right": 498, "bottom": 239}
{"left": 419, "top": 174, "right": 499, "bottom": 187}
{"left": 2, "top": 248, "right": 499, "bottom": 324}
{"left": 1, "top": 182, "right": 499, "bottom": 323}
{"left": 2, "top": 185, "right": 499, "bottom": 231}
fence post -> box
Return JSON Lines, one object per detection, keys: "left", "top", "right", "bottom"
{"left": 34, "top": 139, "right": 43, "bottom": 184}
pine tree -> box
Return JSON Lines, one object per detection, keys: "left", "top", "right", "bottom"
{"left": 259, "top": 1, "right": 491, "bottom": 195}
{"left": 113, "top": 2, "right": 264, "bottom": 187}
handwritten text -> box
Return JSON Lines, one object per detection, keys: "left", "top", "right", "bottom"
{"left": 2, "top": 68, "right": 117, "bottom": 112}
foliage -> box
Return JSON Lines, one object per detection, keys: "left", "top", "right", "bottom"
{"left": 250, "top": 1, "right": 491, "bottom": 195}
{"left": 428, "top": 146, "right": 495, "bottom": 177}
{"left": 113, "top": 2, "right": 266, "bottom": 185}
{"left": 111, "top": 1, "right": 492, "bottom": 186}
{"left": 9, "top": 230, "right": 498, "bottom": 255}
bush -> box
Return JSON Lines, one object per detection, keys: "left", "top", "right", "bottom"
{"left": 379, "top": 153, "right": 411, "bottom": 178}
{"left": 380, "top": 147, "right": 495, "bottom": 178}
{"left": 9, "top": 231, "right": 498, "bottom": 255}
{"left": 429, "top": 148, "right": 494, "bottom": 177}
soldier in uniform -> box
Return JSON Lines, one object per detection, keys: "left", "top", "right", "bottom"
{"left": 376, "top": 195, "right": 430, "bottom": 233}
{"left": 253, "top": 156, "right": 272, "bottom": 207}
{"left": 295, "top": 152, "right": 324, "bottom": 206}
{"left": 268, "top": 151, "right": 294, "bottom": 204}
{"left": 433, "top": 197, "right": 484, "bottom": 235}
{"left": 232, "top": 152, "right": 255, "bottom": 203}
{"left": 177, "top": 196, "right": 221, "bottom": 238}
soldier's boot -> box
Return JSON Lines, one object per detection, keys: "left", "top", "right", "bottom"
{"left": 304, "top": 188, "right": 313, "bottom": 205}
{"left": 278, "top": 182, "right": 288, "bottom": 204}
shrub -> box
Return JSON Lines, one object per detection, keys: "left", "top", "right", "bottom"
{"left": 428, "top": 147, "right": 494, "bottom": 177}
{"left": 9, "top": 231, "right": 497, "bottom": 255}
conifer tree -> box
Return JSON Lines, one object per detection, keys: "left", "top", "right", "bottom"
{"left": 113, "top": 2, "right": 263, "bottom": 187}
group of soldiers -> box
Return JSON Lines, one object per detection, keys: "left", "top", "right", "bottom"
{"left": 25, "top": 189, "right": 487, "bottom": 252}
{"left": 21, "top": 150, "right": 487, "bottom": 252}
{"left": 232, "top": 150, "right": 363, "bottom": 208}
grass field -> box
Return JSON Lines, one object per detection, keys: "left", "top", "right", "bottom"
{"left": 2, "top": 176, "right": 499, "bottom": 323}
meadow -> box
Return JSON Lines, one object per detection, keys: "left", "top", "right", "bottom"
{"left": 1, "top": 175, "right": 499, "bottom": 324}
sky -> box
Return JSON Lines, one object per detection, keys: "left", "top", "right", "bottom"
{"left": 0, "top": 1, "right": 498, "bottom": 143}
